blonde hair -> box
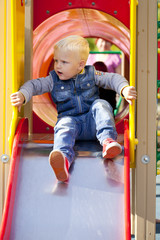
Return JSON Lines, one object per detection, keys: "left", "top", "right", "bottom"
{"left": 54, "top": 35, "right": 90, "bottom": 62}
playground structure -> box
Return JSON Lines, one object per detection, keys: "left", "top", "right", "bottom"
{"left": 0, "top": 0, "right": 158, "bottom": 239}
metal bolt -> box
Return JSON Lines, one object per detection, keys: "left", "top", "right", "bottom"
{"left": 46, "top": 127, "right": 50, "bottom": 131}
{"left": 1, "top": 154, "right": 9, "bottom": 163}
{"left": 141, "top": 155, "right": 150, "bottom": 164}
{"left": 92, "top": 2, "right": 95, "bottom": 6}
{"left": 68, "top": 2, "right": 72, "bottom": 6}
{"left": 46, "top": 10, "right": 50, "bottom": 14}
{"left": 114, "top": 10, "right": 118, "bottom": 14}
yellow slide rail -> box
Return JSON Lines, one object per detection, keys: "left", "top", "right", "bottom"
{"left": 2, "top": 0, "right": 7, "bottom": 156}
{"left": 8, "top": 1, "right": 25, "bottom": 153}
{"left": 129, "top": 0, "right": 139, "bottom": 168}
{"left": 8, "top": 0, "right": 18, "bottom": 152}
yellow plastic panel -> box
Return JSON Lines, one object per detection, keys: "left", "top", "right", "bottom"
{"left": 0, "top": 0, "right": 6, "bottom": 157}
{"left": 0, "top": 0, "right": 6, "bottom": 219}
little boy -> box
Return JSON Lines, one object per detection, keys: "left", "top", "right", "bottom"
{"left": 10, "top": 35, "right": 136, "bottom": 182}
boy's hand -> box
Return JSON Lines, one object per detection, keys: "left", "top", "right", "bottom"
{"left": 10, "top": 92, "right": 25, "bottom": 112}
{"left": 122, "top": 86, "right": 137, "bottom": 105}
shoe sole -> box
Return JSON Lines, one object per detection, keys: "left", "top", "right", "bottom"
{"left": 49, "top": 151, "right": 68, "bottom": 182}
{"left": 103, "top": 143, "right": 122, "bottom": 159}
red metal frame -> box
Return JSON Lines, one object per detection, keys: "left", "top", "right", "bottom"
{"left": 0, "top": 118, "right": 28, "bottom": 240}
{"left": 33, "top": 112, "right": 54, "bottom": 134}
{"left": 124, "top": 119, "right": 131, "bottom": 240}
{"left": 33, "top": 0, "right": 130, "bottom": 30}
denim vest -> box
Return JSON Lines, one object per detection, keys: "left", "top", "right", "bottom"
{"left": 50, "top": 66, "right": 99, "bottom": 118}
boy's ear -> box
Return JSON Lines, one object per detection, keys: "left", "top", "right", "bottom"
{"left": 79, "top": 60, "right": 86, "bottom": 70}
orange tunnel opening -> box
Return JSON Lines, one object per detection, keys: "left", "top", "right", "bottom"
{"left": 32, "top": 8, "right": 130, "bottom": 129}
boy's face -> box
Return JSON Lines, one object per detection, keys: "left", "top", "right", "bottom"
{"left": 54, "top": 49, "right": 85, "bottom": 80}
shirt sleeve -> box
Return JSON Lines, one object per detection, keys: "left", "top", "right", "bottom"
{"left": 94, "top": 70, "right": 129, "bottom": 95}
{"left": 19, "top": 75, "right": 54, "bottom": 104}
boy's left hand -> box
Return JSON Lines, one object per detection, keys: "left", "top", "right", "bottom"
{"left": 122, "top": 86, "right": 137, "bottom": 105}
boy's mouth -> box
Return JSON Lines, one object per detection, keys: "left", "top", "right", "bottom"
{"left": 57, "top": 71, "right": 62, "bottom": 75}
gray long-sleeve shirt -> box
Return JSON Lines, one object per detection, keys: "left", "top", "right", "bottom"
{"left": 20, "top": 66, "right": 128, "bottom": 105}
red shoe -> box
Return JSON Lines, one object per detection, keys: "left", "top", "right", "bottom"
{"left": 49, "top": 150, "right": 70, "bottom": 182}
{"left": 103, "top": 138, "right": 122, "bottom": 159}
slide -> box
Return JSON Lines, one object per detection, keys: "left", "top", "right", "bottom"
{"left": 0, "top": 118, "right": 130, "bottom": 240}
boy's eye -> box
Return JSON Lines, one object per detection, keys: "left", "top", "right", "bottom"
{"left": 62, "top": 61, "right": 67, "bottom": 64}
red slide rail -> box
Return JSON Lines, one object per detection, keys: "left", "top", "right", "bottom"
{"left": 0, "top": 118, "right": 28, "bottom": 240}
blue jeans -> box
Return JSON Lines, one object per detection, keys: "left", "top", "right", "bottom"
{"left": 53, "top": 99, "right": 117, "bottom": 164}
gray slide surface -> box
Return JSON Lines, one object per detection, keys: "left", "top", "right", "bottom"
{"left": 10, "top": 141, "right": 125, "bottom": 240}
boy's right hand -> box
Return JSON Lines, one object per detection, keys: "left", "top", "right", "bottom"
{"left": 10, "top": 91, "right": 25, "bottom": 112}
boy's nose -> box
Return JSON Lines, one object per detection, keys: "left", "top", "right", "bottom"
{"left": 56, "top": 62, "right": 61, "bottom": 69}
